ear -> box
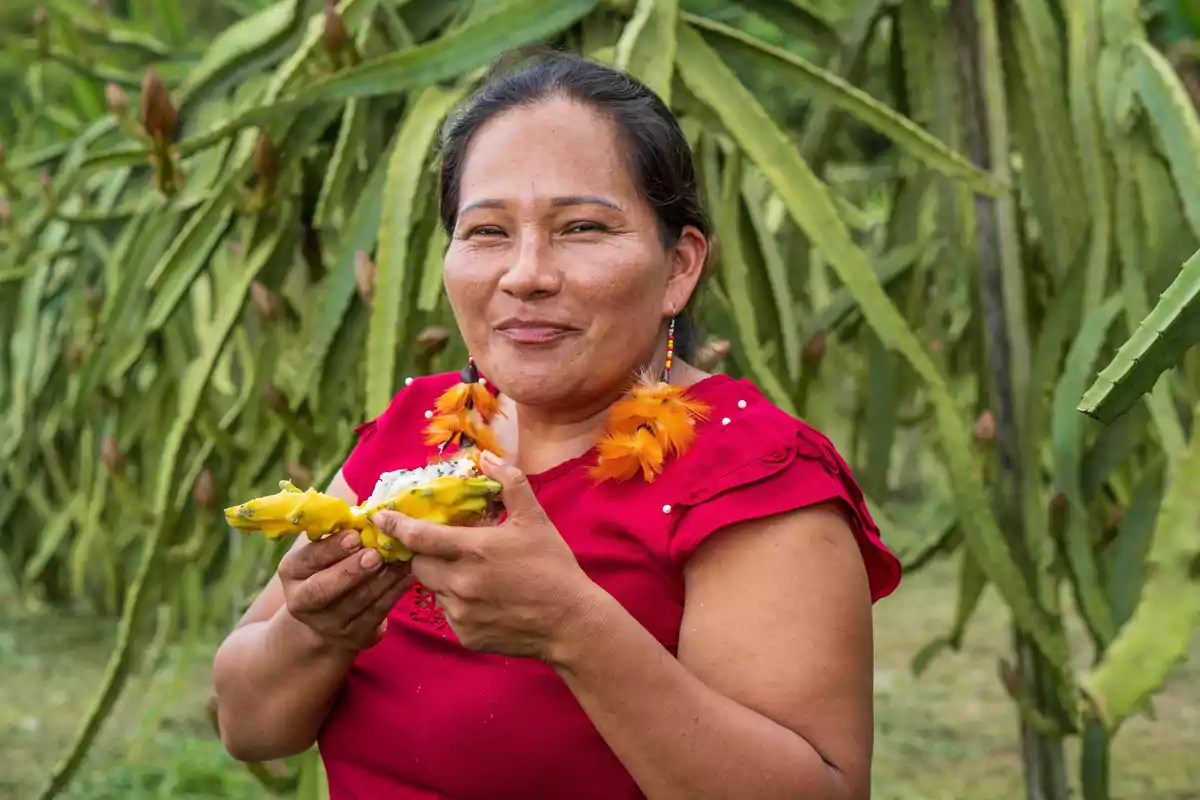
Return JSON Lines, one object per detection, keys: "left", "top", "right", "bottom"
{"left": 664, "top": 225, "right": 708, "bottom": 316}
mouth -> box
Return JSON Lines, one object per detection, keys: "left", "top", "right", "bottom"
{"left": 494, "top": 318, "right": 580, "bottom": 345}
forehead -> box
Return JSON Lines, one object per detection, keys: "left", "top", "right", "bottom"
{"left": 456, "top": 97, "right": 639, "bottom": 203}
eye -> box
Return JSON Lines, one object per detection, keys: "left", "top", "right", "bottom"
{"left": 565, "top": 221, "right": 608, "bottom": 234}
{"left": 466, "top": 225, "right": 505, "bottom": 237}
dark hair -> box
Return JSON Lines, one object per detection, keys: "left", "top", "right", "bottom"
{"left": 437, "top": 49, "right": 710, "bottom": 360}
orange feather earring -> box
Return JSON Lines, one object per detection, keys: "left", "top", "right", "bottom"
{"left": 422, "top": 356, "right": 505, "bottom": 464}
{"left": 590, "top": 316, "right": 711, "bottom": 483}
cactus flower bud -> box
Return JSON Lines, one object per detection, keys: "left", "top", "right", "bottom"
{"left": 802, "top": 331, "right": 826, "bottom": 363}
{"left": 194, "top": 466, "right": 216, "bottom": 510}
{"left": 354, "top": 250, "right": 374, "bottom": 303}
{"left": 998, "top": 658, "right": 1021, "bottom": 700}
{"left": 105, "top": 83, "right": 129, "bottom": 117}
{"left": 252, "top": 131, "right": 280, "bottom": 186}
{"left": 66, "top": 341, "right": 85, "bottom": 370}
{"left": 101, "top": 434, "right": 122, "bottom": 472}
{"left": 322, "top": 1, "right": 350, "bottom": 61}
{"left": 33, "top": 7, "right": 50, "bottom": 54}
{"left": 1048, "top": 491, "right": 1068, "bottom": 538}
{"left": 263, "top": 381, "right": 287, "bottom": 414}
{"left": 250, "top": 280, "right": 281, "bottom": 322}
{"left": 139, "top": 68, "right": 177, "bottom": 143}
{"left": 415, "top": 325, "right": 451, "bottom": 358}
{"left": 972, "top": 409, "right": 996, "bottom": 443}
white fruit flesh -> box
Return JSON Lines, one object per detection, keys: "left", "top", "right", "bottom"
{"left": 359, "top": 457, "right": 480, "bottom": 512}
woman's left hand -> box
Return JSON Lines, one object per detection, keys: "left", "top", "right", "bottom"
{"left": 371, "top": 451, "right": 599, "bottom": 660}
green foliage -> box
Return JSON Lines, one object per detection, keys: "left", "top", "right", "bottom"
{"left": 1080, "top": 247, "right": 1200, "bottom": 424}
{"left": 2, "top": 1, "right": 1200, "bottom": 799}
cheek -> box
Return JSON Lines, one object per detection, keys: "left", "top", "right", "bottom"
{"left": 578, "top": 249, "right": 664, "bottom": 323}
{"left": 442, "top": 250, "right": 494, "bottom": 313}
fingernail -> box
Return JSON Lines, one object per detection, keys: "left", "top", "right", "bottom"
{"left": 482, "top": 450, "right": 501, "bottom": 466}
{"left": 360, "top": 549, "right": 381, "bottom": 569}
{"left": 342, "top": 532, "right": 360, "bottom": 550}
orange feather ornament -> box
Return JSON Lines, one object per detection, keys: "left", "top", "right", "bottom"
{"left": 423, "top": 359, "right": 506, "bottom": 461}
{"left": 589, "top": 367, "right": 711, "bottom": 483}
{"left": 422, "top": 408, "right": 503, "bottom": 459}
{"left": 434, "top": 379, "right": 501, "bottom": 422}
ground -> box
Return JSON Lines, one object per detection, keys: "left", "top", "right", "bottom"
{"left": 869, "top": 559, "right": 1200, "bottom": 800}
{"left": 2, "top": 559, "right": 1197, "bottom": 800}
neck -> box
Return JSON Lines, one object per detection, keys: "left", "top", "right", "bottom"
{"left": 499, "top": 379, "right": 629, "bottom": 476}
{"left": 500, "top": 337, "right": 686, "bottom": 475}
{"left": 489, "top": 336, "right": 706, "bottom": 475}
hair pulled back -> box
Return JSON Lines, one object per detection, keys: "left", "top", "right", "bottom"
{"left": 437, "top": 49, "right": 710, "bottom": 360}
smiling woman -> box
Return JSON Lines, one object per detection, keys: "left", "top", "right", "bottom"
{"left": 211, "top": 50, "right": 902, "bottom": 800}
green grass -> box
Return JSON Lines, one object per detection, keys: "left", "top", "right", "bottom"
{"left": 1, "top": 560, "right": 1197, "bottom": 799}
{"left": 0, "top": 613, "right": 270, "bottom": 800}
{"left": 871, "top": 559, "right": 1200, "bottom": 800}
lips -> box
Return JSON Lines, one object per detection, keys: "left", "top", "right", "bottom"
{"left": 494, "top": 318, "right": 579, "bottom": 344}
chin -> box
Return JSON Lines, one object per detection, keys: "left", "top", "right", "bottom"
{"left": 478, "top": 356, "right": 592, "bottom": 406}
{"left": 486, "top": 365, "right": 573, "bottom": 402}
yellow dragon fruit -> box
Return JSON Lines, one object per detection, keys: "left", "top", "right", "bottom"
{"left": 224, "top": 456, "right": 501, "bottom": 562}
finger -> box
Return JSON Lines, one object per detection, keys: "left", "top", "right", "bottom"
{"left": 409, "top": 554, "right": 455, "bottom": 596}
{"left": 328, "top": 561, "right": 409, "bottom": 619}
{"left": 477, "top": 451, "right": 546, "bottom": 523}
{"left": 290, "top": 546, "right": 385, "bottom": 614}
{"left": 280, "top": 530, "right": 362, "bottom": 580}
{"left": 350, "top": 569, "right": 414, "bottom": 627}
{"left": 373, "top": 511, "right": 471, "bottom": 560}
{"left": 345, "top": 571, "right": 415, "bottom": 644}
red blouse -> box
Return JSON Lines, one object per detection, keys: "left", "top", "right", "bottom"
{"left": 317, "top": 371, "right": 901, "bottom": 799}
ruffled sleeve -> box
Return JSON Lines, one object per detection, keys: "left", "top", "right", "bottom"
{"left": 667, "top": 407, "right": 901, "bottom": 604}
{"left": 341, "top": 409, "right": 395, "bottom": 502}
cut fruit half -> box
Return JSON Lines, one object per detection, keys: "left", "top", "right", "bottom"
{"left": 224, "top": 455, "right": 502, "bottom": 561}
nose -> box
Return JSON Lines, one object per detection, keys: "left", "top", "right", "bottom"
{"left": 497, "top": 229, "right": 561, "bottom": 300}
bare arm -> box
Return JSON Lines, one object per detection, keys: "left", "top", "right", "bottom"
{"left": 211, "top": 469, "right": 412, "bottom": 762}
{"left": 547, "top": 502, "right": 875, "bottom": 799}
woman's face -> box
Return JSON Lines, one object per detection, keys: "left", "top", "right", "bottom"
{"left": 441, "top": 97, "right": 707, "bottom": 414}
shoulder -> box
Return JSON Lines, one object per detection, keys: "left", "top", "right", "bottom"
{"left": 670, "top": 373, "right": 845, "bottom": 494}
{"left": 664, "top": 374, "right": 902, "bottom": 603}
{"left": 352, "top": 372, "right": 462, "bottom": 440}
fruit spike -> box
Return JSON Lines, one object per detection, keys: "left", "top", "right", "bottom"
{"left": 224, "top": 456, "right": 502, "bottom": 561}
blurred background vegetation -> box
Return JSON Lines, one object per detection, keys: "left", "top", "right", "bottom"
{"left": 2, "top": 0, "right": 1200, "bottom": 798}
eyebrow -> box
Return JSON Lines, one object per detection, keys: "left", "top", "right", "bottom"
{"left": 459, "top": 195, "right": 625, "bottom": 214}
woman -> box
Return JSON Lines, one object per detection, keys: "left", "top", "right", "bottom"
{"left": 212, "top": 51, "right": 901, "bottom": 800}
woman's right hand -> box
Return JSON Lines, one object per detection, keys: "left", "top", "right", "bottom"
{"left": 277, "top": 530, "right": 413, "bottom": 652}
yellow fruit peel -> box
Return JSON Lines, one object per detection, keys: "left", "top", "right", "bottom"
{"left": 224, "top": 461, "right": 502, "bottom": 562}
